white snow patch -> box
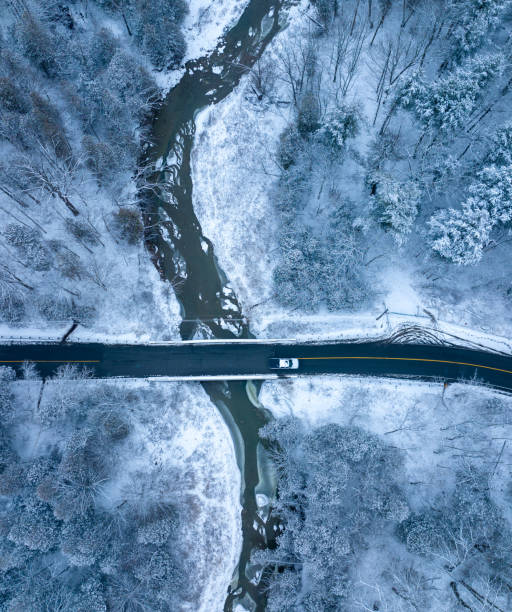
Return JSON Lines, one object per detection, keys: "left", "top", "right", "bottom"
{"left": 381, "top": 263, "right": 422, "bottom": 314}
{"left": 192, "top": 78, "right": 286, "bottom": 314}
{"left": 184, "top": 0, "right": 250, "bottom": 59}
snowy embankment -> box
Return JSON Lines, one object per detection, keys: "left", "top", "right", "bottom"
{"left": 191, "top": 1, "right": 308, "bottom": 328}
{"left": 109, "top": 380, "right": 242, "bottom": 612}
{"left": 190, "top": 1, "right": 512, "bottom": 346}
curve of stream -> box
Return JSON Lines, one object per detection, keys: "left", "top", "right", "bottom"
{"left": 140, "top": 2, "right": 291, "bottom": 610}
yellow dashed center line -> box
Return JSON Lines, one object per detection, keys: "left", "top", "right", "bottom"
{"left": 298, "top": 356, "right": 512, "bottom": 375}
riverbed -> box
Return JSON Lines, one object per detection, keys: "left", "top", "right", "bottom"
{"left": 142, "top": 2, "right": 294, "bottom": 609}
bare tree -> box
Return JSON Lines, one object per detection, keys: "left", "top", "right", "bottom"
{"left": 87, "top": 259, "right": 109, "bottom": 291}
{"left": 401, "top": 0, "right": 421, "bottom": 29}
{"left": 329, "top": 19, "right": 351, "bottom": 84}
{"left": 249, "top": 57, "right": 277, "bottom": 100}
{"left": 370, "top": 0, "right": 391, "bottom": 46}
{"left": 338, "top": 20, "right": 368, "bottom": 99}
{"left": 369, "top": 28, "right": 423, "bottom": 124}
{"left": 16, "top": 143, "right": 82, "bottom": 216}
{"left": 229, "top": 57, "right": 277, "bottom": 101}
{"left": 0, "top": 263, "right": 33, "bottom": 291}
{"left": 275, "top": 36, "right": 319, "bottom": 108}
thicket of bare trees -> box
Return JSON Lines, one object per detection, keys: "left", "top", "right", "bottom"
{"left": 0, "top": 0, "right": 187, "bottom": 327}
{"left": 264, "top": 0, "right": 512, "bottom": 314}
{"left": 258, "top": 391, "right": 512, "bottom": 611}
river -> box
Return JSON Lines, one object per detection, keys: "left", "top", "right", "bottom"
{"left": 141, "top": 2, "right": 291, "bottom": 610}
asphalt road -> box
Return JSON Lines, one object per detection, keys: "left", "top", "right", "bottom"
{"left": 1, "top": 341, "right": 512, "bottom": 390}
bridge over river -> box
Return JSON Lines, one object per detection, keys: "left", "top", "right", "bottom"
{"left": 1, "top": 340, "right": 512, "bottom": 391}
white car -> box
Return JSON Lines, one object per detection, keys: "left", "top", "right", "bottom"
{"left": 269, "top": 358, "right": 299, "bottom": 370}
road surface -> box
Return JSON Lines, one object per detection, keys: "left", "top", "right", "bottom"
{"left": 1, "top": 341, "right": 512, "bottom": 390}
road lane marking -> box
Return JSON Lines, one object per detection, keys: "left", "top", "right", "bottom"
{"left": 298, "top": 356, "right": 512, "bottom": 375}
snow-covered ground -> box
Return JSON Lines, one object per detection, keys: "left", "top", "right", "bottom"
{"left": 107, "top": 380, "right": 242, "bottom": 612}
{"left": 190, "top": 0, "right": 512, "bottom": 347}
{"left": 185, "top": 0, "right": 250, "bottom": 59}
{"left": 192, "top": 83, "right": 284, "bottom": 315}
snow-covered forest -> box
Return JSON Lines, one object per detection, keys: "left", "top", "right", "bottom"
{"left": 2, "top": 0, "right": 512, "bottom": 611}
{"left": 259, "top": 377, "right": 512, "bottom": 611}
{"left": 0, "top": 366, "right": 241, "bottom": 611}
{"left": 193, "top": 0, "right": 512, "bottom": 339}
{"left": 0, "top": 0, "right": 188, "bottom": 340}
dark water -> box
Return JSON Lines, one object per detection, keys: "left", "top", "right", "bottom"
{"left": 140, "top": 2, "right": 290, "bottom": 609}
{"left": 143, "top": 0, "right": 285, "bottom": 341}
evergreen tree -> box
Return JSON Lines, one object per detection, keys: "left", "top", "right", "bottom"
{"left": 469, "top": 164, "right": 512, "bottom": 223}
{"left": 399, "top": 55, "right": 504, "bottom": 135}
{"left": 134, "top": 0, "right": 187, "bottom": 70}
{"left": 449, "top": 0, "right": 511, "bottom": 58}
{"left": 371, "top": 173, "right": 420, "bottom": 243}
{"left": 428, "top": 197, "right": 492, "bottom": 264}
{"left": 16, "top": 11, "right": 58, "bottom": 78}
{"left": 428, "top": 123, "right": 512, "bottom": 263}
{"left": 321, "top": 104, "right": 360, "bottom": 151}
{"left": 8, "top": 496, "right": 60, "bottom": 552}
{"left": 0, "top": 365, "right": 15, "bottom": 422}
